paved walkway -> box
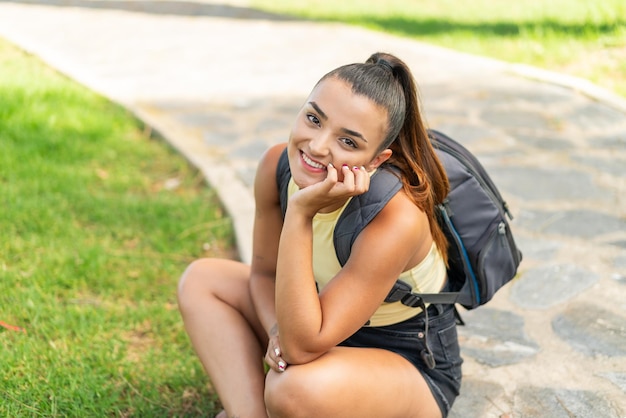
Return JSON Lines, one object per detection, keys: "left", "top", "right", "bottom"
{"left": 1, "top": 1, "right": 625, "bottom": 416}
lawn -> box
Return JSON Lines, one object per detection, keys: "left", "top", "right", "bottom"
{"left": 252, "top": 0, "right": 626, "bottom": 97}
{"left": 0, "top": 38, "right": 233, "bottom": 416}
{"left": 2, "top": 1, "right": 623, "bottom": 415}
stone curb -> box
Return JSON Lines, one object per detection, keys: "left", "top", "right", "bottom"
{"left": 508, "top": 63, "right": 626, "bottom": 114}
{"left": 1, "top": 2, "right": 625, "bottom": 415}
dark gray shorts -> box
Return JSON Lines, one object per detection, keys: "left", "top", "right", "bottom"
{"left": 339, "top": 304, "right": 463, "bottom": 417}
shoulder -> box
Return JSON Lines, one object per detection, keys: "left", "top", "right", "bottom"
{"left": 256, "top": 143, "right": 287, "bottom": 179}
{"left": 374, "top": 189, "right": 428, "bottom": 237}
{"left": 254, "top": 143, "right": 287, "bottom": 202}
{"left": 251, "top": 144, "right": 287, "bottom": 274}
{"left": 353, "top": 168, "right": 424, "bottom": 234}
{"left": 343, "top": 188, "right": 430, "bottom": 280}
{"left": 353, "top": 188, "right": 430, "bottom": 263}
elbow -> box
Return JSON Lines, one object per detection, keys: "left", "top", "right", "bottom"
{"left": 282, "top": 349, "right": 322, "bottom": 366}
{"left": 280, "top": 339, "right": 326, "bottom": 365}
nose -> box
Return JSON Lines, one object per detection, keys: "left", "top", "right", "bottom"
{"left": 308, "top": 131, "right": 331, "bottom": 158}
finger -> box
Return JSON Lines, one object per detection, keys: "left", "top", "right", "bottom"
{"left": 352, "top": 166, "right": 365, "bottom": 192}
{"left": 264, "top": 350, "right": 279, "bottom": 371}
{"left": 339, "top": 164, "right": 355, "bottom": 190}
{"left": 355, "top": 166, "right": 369, "bottom": 193}
{"left": 265, "top": 341, "right": 286, "bottom": 368}
{"left": 326, "top": 162, "right": 338, "bottom": 183}
{"left": 265, "top": 344, "right": 277, "bottom": 361}
{"left": 265, "top": 354, "right": 287, "bottom": 373}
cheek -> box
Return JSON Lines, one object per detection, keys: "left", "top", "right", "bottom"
{"left": 286, "top": 123, "right": 298, "bottom": 145}
{"left": 289, "top": 114, "right": 310, "bottom": 138}
{"left": 287, "top": 125, "right": 299, "bottom": 144}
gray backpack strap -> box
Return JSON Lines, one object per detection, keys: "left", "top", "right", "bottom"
{"left": 276, "top": 148, "right": 291, "bottom": 217}
{"left": 275, "top": 155, "right": 451, "bottom": 308}
{"left": 385, "top": 279, "right": 460, "bottom": 305}
{"left": 333, "top": 166, "right": 403, "bottom": 266}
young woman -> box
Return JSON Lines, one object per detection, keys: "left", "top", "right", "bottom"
{"left": 178, "top": 52, "right": 463, "bottom": 418}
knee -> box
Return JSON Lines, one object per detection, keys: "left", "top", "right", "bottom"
{"left": 177, "top": 258, "right": 218, "bottom": 311}
{"left": 265, "top": 370, "right": 306, "bottom": 418}
{"left": 264, "top": 366, "right": 336, "bottom": 418}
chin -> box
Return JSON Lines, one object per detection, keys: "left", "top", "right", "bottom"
{"left": 290, "top": 171, "right": 321, "bottom": 189}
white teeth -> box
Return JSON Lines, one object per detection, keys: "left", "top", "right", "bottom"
{"left": 302, "top": 153, "right": 326, "bottom": 169}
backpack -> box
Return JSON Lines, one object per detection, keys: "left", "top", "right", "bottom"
{"left": 276, "top": 129, "right": 522, "bottom": 311}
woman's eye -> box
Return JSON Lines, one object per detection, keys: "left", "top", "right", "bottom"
{"left": 340, "top": 137, "right": 357, "bottom": 148}
{"left": 306, "top": 114, "right": 320, "bottom": 126}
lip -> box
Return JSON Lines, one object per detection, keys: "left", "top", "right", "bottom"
{"left": 299, "top": 150, "right": 327, "bottom": 172}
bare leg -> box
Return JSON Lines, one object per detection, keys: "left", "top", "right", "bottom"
{"left": 265, "top": 347, "right": 442, "bottom": 418}
{"left": 178, "top": 258, "right": 268, "bottom": 418}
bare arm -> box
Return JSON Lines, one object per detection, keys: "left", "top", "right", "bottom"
{"left": 249, "top": 144, "right": 287, "bottom": 336}
{"left": 276, "top": 165, "right": 430, "bottom": 364}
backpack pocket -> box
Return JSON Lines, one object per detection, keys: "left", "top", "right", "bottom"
{"left": 476, "top": 221, "right": 519, "bottom": 304}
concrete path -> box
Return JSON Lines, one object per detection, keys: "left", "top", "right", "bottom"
{"left": 1, "top": 1, "right": 625, "bottom": 416}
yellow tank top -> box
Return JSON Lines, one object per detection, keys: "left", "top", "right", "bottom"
{"left": 288, "top": 179, "right": 446, "bottom": 327}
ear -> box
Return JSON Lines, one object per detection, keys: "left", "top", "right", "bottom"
{"left": 367, "top": 149, "right": 392, "bottom": 171}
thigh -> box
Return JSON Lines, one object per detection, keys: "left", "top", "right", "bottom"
{"left": 341, "top": 305, "right": 463, "bottom": 417}
{"left": 265, "top": 346, "right": 442, "bottom": 418}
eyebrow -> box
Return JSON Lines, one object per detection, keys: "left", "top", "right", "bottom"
{"left": 308, "top": 101, "right": 368, "bottom": 143}
{"left": 309, "top": 101, "right": 328, "bottom": 120}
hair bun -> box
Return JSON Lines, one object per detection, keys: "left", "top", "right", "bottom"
{"left": 377, "top": 59, "right": 394, "bottom": 74}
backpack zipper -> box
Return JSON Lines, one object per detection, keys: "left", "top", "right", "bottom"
{"left": 431, "top": 133, "right": 514, "bottom": 220}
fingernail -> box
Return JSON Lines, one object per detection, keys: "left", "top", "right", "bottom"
{"left": 274, "top": 347, "right": 281, "bottom": 357}
{"left": 342, "top": 164, "right": 349, "bottom": 168}
{"left": 278, "top": 361, "right": 286, "bottom": 371}
{"left": 328, "top": 162, "right": 334, "bottom": 168}
{"left": 353, "top": 166, "right": 359, "bottom": 170}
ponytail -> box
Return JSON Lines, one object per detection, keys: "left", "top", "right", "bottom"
{"left": 320, "top": 52, "right": 450, "bottom": 261}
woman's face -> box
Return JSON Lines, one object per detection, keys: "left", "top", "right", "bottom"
{"left": 287, "top": 77, "right": 391, "bottom": 189}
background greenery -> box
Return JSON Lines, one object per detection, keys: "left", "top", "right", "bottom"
{"left": 2, "top": 0, "right": 624, "bottom": 415}
{"left": 252, "top": 0, "right": 626, "bottom": 97}
{"left": 0, "top": 39, "right": 234, "bottom": 416}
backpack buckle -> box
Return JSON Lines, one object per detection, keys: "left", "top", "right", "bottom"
{"left": 400, "top": 292, "right": 424, "bottom": 308}
{"left": 384, "top": 280, "right": 412, "bottom": 303}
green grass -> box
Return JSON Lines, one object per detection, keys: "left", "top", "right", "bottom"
{"left": 252, "top": 0, "right": 626, "bottom": 97}
{"left": 0, "top": 38, "right": 233, "bottom": 416}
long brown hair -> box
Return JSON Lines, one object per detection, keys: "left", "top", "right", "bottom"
{"left": 318, "top": 52, "right": 450, "bottom": 260}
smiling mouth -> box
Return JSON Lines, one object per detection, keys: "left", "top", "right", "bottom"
{"left": 301, "top": 151, "right": 326, "bottom": 170}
